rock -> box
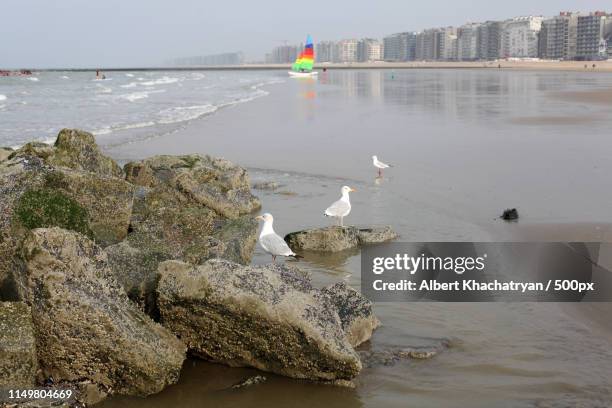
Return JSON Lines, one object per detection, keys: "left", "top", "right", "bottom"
{"left": 108, "top": 155, "right": 260, "bottom": 313}
{"left": 10, "top": 129, "right": 122, "bottom": 178}
{"left": 0, "top": 147, "right": 13, "bottom": 162}
{"left": 285, "top": 226, "right": 398, "bottom": 252}
{"left": 356, "top": 226, "right": 399, "bottom": 244}
{"left": 252, "top": 181, "right": 281, "bottom": 191}
{"left": 157, "top": 259, "right": 361, "bottom": 382}
{"left": 317, "top": 282, "right": 380, "bottom": 347}
{"left": 0, "top": 302, "right": 37, "bottom": 387}
{"left": 231, "top": 375, "right": 267, "bottom": 389}
{"left": 20, "top": 228, "right": 186, "bottom": 397}
{"left": 0, "top": 159, "right": 133, "bottom": 300}
{"left": 501, "top": 208, "right": 519, "bottom": 221}
{"left": 125, "top": 154, "right": 260, "bottom": 218}
{"left": 358, "top": 347, "right": 441, "bottom": 368}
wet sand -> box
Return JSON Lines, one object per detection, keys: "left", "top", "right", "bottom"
{"left": 100, "top": 69, "right": 612, "bottom": 407}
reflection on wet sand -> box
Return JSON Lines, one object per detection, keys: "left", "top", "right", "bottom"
{"left": 98, "top": 359, "right": 363, "bottom": 408}
{"left": 298, "top": 247, "right": 361, "bottom": 272}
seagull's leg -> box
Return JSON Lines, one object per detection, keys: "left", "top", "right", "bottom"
{"left": 378, "top": 168, "right": 381, "bottom": 177}
{"left": 272, "top": 255, "right": 276, "bottom": 263}
{"left": 340, "top": 216, "right": 343, "bottom": 227}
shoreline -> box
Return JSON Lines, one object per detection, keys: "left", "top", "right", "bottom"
{"left": 5, "top": 60, "right": 612, "bottom": 73}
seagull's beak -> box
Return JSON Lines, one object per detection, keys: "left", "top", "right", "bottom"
{"left": 255, "top": 215, "right": 264, "bottom": 221}
{"left": 350, "top": 188, "right": 357, "bottom": 192}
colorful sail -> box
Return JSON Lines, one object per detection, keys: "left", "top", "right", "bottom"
{"left": 291, "top": 35, "right": 314, "bottom": 72}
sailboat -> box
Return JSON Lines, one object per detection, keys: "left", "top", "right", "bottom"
{"left": 289, "top": 35, "right": 318, "bottom": 78}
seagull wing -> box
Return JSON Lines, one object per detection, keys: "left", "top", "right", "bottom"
{"left": 325, "top": 199, "right": 350, "bottom": 217}
{"left": 260, "top": 233, "right": 295, "bottom": 256}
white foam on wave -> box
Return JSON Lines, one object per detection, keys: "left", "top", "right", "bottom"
{"left": 157, "top": 104, "right": 218, "bottom": 124}
{"left": 93, "top": 121, "right": 157, "bottom": 135}
{"left": 26, "top": 77, "right": 39, "bottom": 82}
{"left": 0, "top": 95, "right": 6, "bottom": 101}
{"left": 120, "top": 82, "right": 137, "bottom": 88}
{"left": 119, "top": 89, "right": 165, "bottom": 102}
{"left": 96, "top": 85, "right": 113, "bottom": 94}
{"left": 125, "top": 73, "right": 134, "bottom": 77}
{"left": 60, "top": 76, "right": 70, "bottom": 79}
{"left": 141, "top": 76, "right": 180, "bottom": 86}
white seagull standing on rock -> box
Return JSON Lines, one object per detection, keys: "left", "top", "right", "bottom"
{"left": 372, "top": 155, "right": 392, "bottom": 176}
{"left": 255, "top": 213, "right": 300, "bottom": 262}
{"left": 324, "top": 185, "right": 356, "bottom": 226}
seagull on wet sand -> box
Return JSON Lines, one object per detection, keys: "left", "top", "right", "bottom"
{"left": 324, "top": 185, "right": 356, "bottom": 226}
{"left": 255, "top": 213, "right": 300, "bottom": 262}
{"left": 372, "top": 155, "right": 392, "bottom": 176}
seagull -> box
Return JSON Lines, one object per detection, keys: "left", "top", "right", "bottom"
{"left": 324, "top": 185, "right": 356, "bottom": 226}
{"left": 372, "top": 155, "right": 392, "bottom": 176}
{"left": 255, "top": 213, "right": 300, "bottom": 262}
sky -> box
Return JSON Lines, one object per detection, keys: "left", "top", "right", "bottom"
{"left": 1, "top": 0, "right": 610, "bottom": 68}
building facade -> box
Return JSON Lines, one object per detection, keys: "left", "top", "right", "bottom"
{"left": 383, "top": 32, "right": 416, "bottom": 61}
{"left": 457, "top": 23, "right": 480, "bottom": 60}
{"left": 501, "top": 16, "right": 543, "bottom": 58}
{"left": 357, "top": 38, "right": 383, "bottom": 62}
{"left": 576, "top": 12, "right": 612, "bottom": 60}
{"left": 539, "top": 12, "right": 579, "bottom": 60}
{"left": 335, "top": 39, "right": 358, "bottom": 62}
{"left": 477, "top": 21, "right": 503, "bottom": 60}
{"left": 315, "top": 41, "right": 335, "bottom": 62}
{"left": 436, "top": 27, "right": 458, "bottom": 60}
{"left": 268, "top": 45, "right": 301, "bottom": 63}
{"left": 415, "top": 29, "right": 439, "bottom": 60}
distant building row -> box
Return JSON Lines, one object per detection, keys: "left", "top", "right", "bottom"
{"left": 172, "top": 52, "right": 244, "bottom": 66}
{"left": 266, "top": 11, "right": 612, "bottom": 63}
{"left": 383, "top": 11, "right": 612, "bottom": 62}
{"left": 266, "top": 38, "right": 384, "bottom": 63}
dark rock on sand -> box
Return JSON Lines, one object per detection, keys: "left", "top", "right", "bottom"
{"left": 20, "top": 227, "right": 186, "bottom": 397}
{"left": 0, "top": 302, "right": 38, "bottom": 387}
{"left": 106, "top": 154, "right": 260, "bottom": 313}
{"left": 156, "top": 259, "right": 362, "bottom": 382}
{"left": 231, "top": 375, "right": 267, "bottom": 389}
{"left": 252, "top": 181, "right": 282, "bottom": 191}
{"left": 501, "top": 208, "right": 519, "bottom": 220}
{"left": 285, "top": 225, "right": 398, "bottom": 252}
{"left": 358, "top": 347, "right": 440, "bottom": 368}
{"left": 317, "top": 282, "right": 380, "bottom": 347}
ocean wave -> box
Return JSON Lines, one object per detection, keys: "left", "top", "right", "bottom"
{"left": 60, "top": 75, "right": 70, "bottom": 79}
{"left": 141, "top": 76, "right": 180, "bottom": 86}
{"left": 120, "top": 82, "right": 138, "bottom": 88}
{"left": 0, "top": 95, "right": 6, "bottom": 101}
{"left": 125, "top": 73, "right": 134, "bottom": 77}
{"left": 158, "top": 104, "right": 218, "bottom": 124}
{"left": 118, "top": 89, "right": 165, "bottom": 102}
{"left": 96, "top": 85, "right": 113, "bottom": 94}
{"left": 26, "top": 77, "right": 39, "bottom": 82}
{"left": 93, "top": 121, "right": 157, "bottom": 135}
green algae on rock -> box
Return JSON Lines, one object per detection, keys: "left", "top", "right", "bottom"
{"left": 15, "top": 188, "right": 92, "bottom": 238}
